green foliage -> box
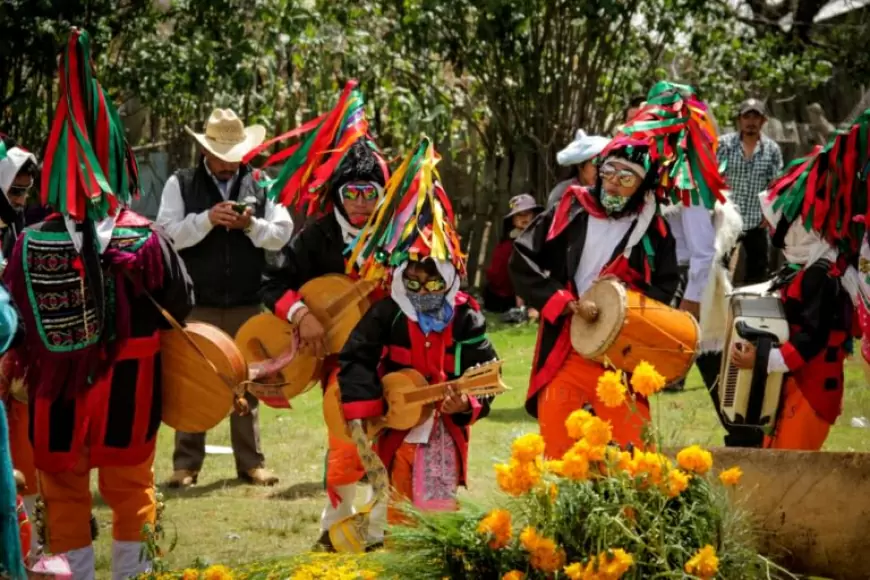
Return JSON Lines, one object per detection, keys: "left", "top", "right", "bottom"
{"left": 379, "top": 455, "right": 787, "bottom": 579}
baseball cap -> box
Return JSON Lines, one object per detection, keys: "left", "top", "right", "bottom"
{"left": 738, "top": 98, "right": 766, "bottom": 117}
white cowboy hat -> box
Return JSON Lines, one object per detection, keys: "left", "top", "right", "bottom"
{"left": 185, "top": 109, "right": 266, "bottom": 163}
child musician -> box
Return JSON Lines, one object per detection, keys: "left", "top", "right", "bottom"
{"left": 510, "top": 82, "right": 729, "bottom": 458}
{"left": 729, "top": 191, "right": 857, "bottom": 450}
{"left": 338, "top": 138, "right": 498, "bottom": 538}
{"left": 257, "top": 81, "right": 390, "bottom": 551}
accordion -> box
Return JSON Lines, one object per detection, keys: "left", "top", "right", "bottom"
{"left": 719, "top": 288, "right": 789, "bottom": 428}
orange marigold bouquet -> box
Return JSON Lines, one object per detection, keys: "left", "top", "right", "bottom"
{"left": 379, "top": 361, "right": 792, "bottom": 579}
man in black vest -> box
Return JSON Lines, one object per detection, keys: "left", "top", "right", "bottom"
{"left": 157, "top": 109, "right": 294, "bottom": 487}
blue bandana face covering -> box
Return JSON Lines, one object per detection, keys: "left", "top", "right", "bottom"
{"left": 601, "top": 193, "right": 630, "bottom": 214}
{"left": 408, "top": 292, "right": 454, "bottom": 334}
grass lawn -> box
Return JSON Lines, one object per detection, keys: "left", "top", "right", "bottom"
{"left": 88, "top": 320, "right": 870, "bottom": 576}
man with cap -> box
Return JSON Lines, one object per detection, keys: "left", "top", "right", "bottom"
{"left": 157, "top": 108, "right": 294, "bottom": 488}
{"left": 484, "top": 193, "right": 542, "bottom": 319}
{"left": 717, "top": 98, "right": 783, "bottom": 285}
{"left": 546, "top": 130, "right": 609, "bottom": 210}
{"left": 0, "top": 137, "right": 38, "bottom": 263}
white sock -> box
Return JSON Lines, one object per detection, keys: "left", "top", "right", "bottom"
{"left": 111, "top": 540, "right": 151, "bottom": 580}
{"left": 65, "top": 545, "right": 96, "bottom": 580}
{"left": 320, "top": 484, "right": 357, "bottom": 532}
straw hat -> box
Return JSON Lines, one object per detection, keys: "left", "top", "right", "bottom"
{"left": 185, "top": 109, "right": 266, "bottom": 163}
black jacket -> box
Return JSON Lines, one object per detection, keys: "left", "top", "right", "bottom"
{"left": 260, "top": 213, "right": 347, "bottom": 314}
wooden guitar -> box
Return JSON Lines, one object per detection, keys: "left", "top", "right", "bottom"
{"left": 235, "top": 274, "right": 377, "bottom": 406}
{"left": 325, "top": 361, "right": 507, "bottom": 444}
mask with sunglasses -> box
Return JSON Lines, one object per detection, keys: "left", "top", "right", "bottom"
{"left": 339, "top": 181, "right": 381, "bottom": 203}
{"left": 599, "top": 164, "right": 641, "bottom": 188}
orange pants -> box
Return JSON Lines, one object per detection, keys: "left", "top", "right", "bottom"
{"left": 323, "top": 374, "right": 365, "bottom": 498}
{"left": 388, "top": 442, "right": 417, "bottom": 524}
{"left": 326, "top": 435, "right": 366, "bottom": 491}
{"left": 38, "top": 451, "right": 156, "bottom": 553}
{"left": 538, "top": 353, "right": 650, "bottom": 459}
{"left": 764, "top": 379, "right": 831, "bottom": 451}
{"left": 8, "top": 400, "right": 36, "bottom": 496}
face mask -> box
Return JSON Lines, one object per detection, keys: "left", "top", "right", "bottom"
{"left": 407, "top": 291, "right": 446, "bottom": 314}
{"left": 601, "top": 193, "right": 630, "bottom": 214}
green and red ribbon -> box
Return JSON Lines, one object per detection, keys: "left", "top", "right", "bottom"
{"left": 41, "top": 28, "right": 139, "bottom": 221}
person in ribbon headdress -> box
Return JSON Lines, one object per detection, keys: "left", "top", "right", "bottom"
{"left": 338, "top": 137, "right": 498, "bottom": 542}
{"left": 729, "top": 108, "right": 870, "bottom": 451}
{"left": 509, "top": 82, "right": 746, "bottom": 457}
{"left": 2, "top": 28, "right": 194, "bottom": 579}
{"left": 615, "top": 85, "right": 746, "bottom": 434}
{"left": 258, "top": 80, "right": 391, "bottom": 551}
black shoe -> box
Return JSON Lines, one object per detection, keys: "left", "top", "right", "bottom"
{"left": 313, "top": 531, "right": 336, "bottom": 552}
{"left": 365, "top": 541, "right": 385, "bottom": 552}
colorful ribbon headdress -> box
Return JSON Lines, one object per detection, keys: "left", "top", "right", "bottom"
{"left": 42, "top": 28, "right": 139, "bottom": 221}
{"left": 348, "top": 137, "right": 465, "bottom": 282}
{"left": 602, "top": 81, "right": 726, "bottom": 209}
{"left": 762, "top": 108, "right": 870, "bottom": 260}
{"left": 245, "top": 79, "right": 388, "bottom": 215}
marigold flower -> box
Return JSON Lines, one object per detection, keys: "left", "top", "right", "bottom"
{"left": 502, "top": 572, "right": 525, "bottom": 580}
{"left": 666, "top": 469, "right": 691, "bottom": 498}
{"left": 561, "top": 447, "right": 590, "bottom": 480}
{"left": 359, "top": 572, "right": 378, "bottom": 580}
{"left": 530, "top": 542, "right": 565, "bottom": 572}
{"left": 565, "top": 408, "right": 593, "bottom": 440}
{"left": 182, "top": 569, "right": 199, "bottom": 580}
{"left": 495, "top": 459, "right": 542, "bottom": 496}
{"left": 719, "top": 466, "right": 743, "bottom": 486}
{"left": 511, "top": 433, "right": 546, "bottom": 463}
{"left": 677, "top": 445, "right": 714, "bottom": 474}
{"left": 203, "top": 565, "right": 233, "bottom": 580}
{"left": 477, "top": 508, "right": 513, "bottom": 549}
{"left": 519, "top": 526, "right": 542, "bottom": 551}
{"left": 685, "top": 545, "right": 720, "bottom": 578}
{"left": 599, "top": 548, "right": 634, "bottom": 578}
{"left": 581, "top": 416, "right": 613, "bottom": 447}
{"left": 544, "top": 459, "right": 565, "bottom": 476}
{"left": 596, "top": 371, "right": 627, "bottom": 408}
{"left": 563, "top": 562, "right": 584, "bottom": 580}
{"left": 630, "top": 361, "right": 666, "bottom": 396}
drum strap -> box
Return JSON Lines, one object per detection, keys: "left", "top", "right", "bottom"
{"left": 130, "top": 275, "right": 249, "bottom": 414}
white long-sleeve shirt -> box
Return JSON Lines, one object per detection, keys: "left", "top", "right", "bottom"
{"left": 667, "top": 206, "right": 716, "bottom": 303}
{"left": 156, "top": 168, "right": 293, "bottom": 252}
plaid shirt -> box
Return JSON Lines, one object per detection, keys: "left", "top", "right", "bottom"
{"left": 717, "top": 132, "right": 783, "bottom": 230}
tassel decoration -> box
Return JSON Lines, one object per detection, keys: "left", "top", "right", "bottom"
{"left": 763, "top": 108, "right": 870, "bottom": 260}
{"left": 41, "top": 28, "right": 139, "bottom": 221}
{"left": 347, "top": 136, "right": 465, "bottom": 283}
{"left": 603, "top": 81, "right": 726, "bottom": 210}
{"left": 251, "top": 80, "right": 388, "bottom": 216}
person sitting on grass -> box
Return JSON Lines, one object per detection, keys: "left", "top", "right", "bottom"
{"left": 484, "top": 193, "right": 542, "bottom": 322}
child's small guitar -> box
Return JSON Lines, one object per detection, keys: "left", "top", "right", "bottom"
{"left": 324, "top": 360, "right": 507, "bottom": 444}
